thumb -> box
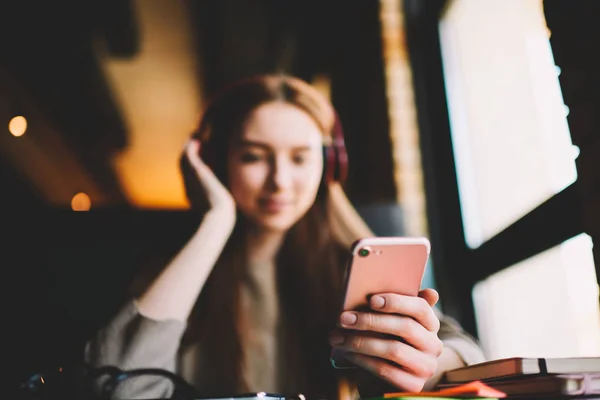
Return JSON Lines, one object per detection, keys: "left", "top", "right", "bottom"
{"left": 418, "top": 288, "right": 439, "bottom": 307}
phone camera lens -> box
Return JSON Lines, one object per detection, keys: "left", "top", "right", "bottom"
{"left": 358, "top": 247, "right": 371, "bottom": 257}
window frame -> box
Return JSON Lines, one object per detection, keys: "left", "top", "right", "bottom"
{"left": 403, "top": 0, "right": 592, "bottom": 337}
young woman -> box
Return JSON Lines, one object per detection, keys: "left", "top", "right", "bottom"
{"left": 85, "top": 75, "right": 484, "bottom": 399}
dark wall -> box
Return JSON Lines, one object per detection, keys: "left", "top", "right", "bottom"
{"left": 192, "top": 0, "right": 397, "bottom": 205}
{"left": 6, "top": 209, "right": 200, "bottom": 385}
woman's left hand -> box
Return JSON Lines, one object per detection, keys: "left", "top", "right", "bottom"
{"left": 329, "top": 289, "right": 444, "bottom": 393}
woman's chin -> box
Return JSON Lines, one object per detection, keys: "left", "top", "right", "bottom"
{"left": 252, "top": 213, "right": 299, "bottom": 233}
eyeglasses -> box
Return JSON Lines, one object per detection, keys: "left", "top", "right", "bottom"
{"left": 19, "top": 363, "right": 200, "bottom": 400}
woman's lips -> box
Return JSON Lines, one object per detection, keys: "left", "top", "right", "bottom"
{"left": 259, "top": 198, "right": 292, "bottom": 213}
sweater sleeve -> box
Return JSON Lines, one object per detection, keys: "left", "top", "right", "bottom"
{"left": 435, "top": 308, "right": 486, "bottom": 366}
{"left": 84, "top": 299, "right": 187, "bottom": 399}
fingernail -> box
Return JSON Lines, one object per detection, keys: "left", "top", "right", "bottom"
{"left": 371, "top": 295, "right": 385, "bottom": 308}
{"left": 330, "top": 332, "right": 345, "bottom": 345}
{"left": 340, "top": 312, "right": 357, "bottom": 326}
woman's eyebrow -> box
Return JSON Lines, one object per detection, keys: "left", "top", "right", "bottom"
{"left": 237, "top": 139, "right": 270, "bottom": 149}
{"left": 238, "top": 139, "right": 313, "bottom": 152}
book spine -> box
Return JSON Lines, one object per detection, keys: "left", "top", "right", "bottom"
{"left": 538, "top": 358, "right": 548, "bottom": 374}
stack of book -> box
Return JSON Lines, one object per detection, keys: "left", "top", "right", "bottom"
{"left": 438, "top": 357, "right": 600, "bottom": 397}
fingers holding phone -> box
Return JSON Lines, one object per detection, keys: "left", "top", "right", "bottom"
{"left": 364, "top": 291, "right": 441, "bottom": 332}
{"left": 336, "top": 293, "right": 442, "bottom": 348}
{"left": 330, "top": 291, "right": 444, "bottom": 392}
{"left": 330, "top": 237, "right": 444, "bottom": 391}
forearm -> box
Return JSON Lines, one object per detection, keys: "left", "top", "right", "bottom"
{"left": 135, "top": 209, "right": 235, "bottom": 321}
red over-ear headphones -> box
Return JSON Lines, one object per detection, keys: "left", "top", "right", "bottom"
{"left": 192, "top": 76, "right": 349, "bottom": 185}
{"left": 325, "top": 111, "right": 349, "bottom": 184}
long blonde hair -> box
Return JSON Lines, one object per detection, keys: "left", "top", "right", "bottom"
{"left": 183, "top": 74, "right": 373, "bottom": 399}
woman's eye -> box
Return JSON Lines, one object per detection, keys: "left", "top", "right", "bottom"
{"left": 240, "top": 152, "right": 263, "bottom": 163}
{"left": 292, "top": 154, "right": 307, "bottom": 165}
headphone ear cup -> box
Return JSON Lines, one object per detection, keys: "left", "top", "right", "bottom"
{"left": 202, "top": 143, "right": 217, "bottom": 172}
{"left": 330, "top": 144, "right": 340, "bottom": 182}
{"left": 330, "top": 112, "right": 348, "bottom": 184}
{"left": 323, "top": 145, "right": 336, "bottom": 184}
{"left": 335, "top": 140, "right": 348, "bottom": 184}
{"left": 194, "top": 137, "right": 217, "bottom": 173}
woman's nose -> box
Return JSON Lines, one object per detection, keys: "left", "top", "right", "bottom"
{"left": 269, "top": 158, "right": 293, "bottom": 190}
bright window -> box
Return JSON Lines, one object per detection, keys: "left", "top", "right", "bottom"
{"left": 439, "top": 0, "right": 599, "bottom": 358}
{"left": 473, "top": 234, "right": 600, "bottom": 359}
{"left": 439, "top": 0, "right": 577, "bottom": 249}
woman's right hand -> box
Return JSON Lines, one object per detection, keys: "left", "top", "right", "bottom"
{"left": 181, "top": 139, "right": 236, "bottom": 218}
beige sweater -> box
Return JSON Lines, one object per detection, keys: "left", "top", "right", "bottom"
{"left": 85, "top": 265, "right": 484, "bottom": 399}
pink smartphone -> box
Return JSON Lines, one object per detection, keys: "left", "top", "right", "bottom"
{"left": 342, "top": 236, "right": 431, "bottom": 311}
{"left": 331, "top": 236, "right": 431, "bottom": 368}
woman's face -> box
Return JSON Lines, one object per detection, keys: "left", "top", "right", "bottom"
{"left": 227, "top": 101, "right": 324, "bottom": 232}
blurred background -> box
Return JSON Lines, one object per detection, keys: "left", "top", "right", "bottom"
{"left": 2, "top": 0, "right": 600, "bottom": 387}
